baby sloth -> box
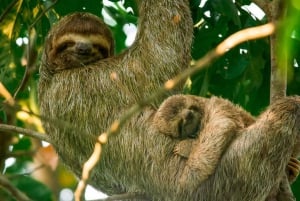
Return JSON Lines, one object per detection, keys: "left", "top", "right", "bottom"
{"left": 42, "top": 12, "right": 114, "bottom": 73}
{"left": 153, "top": 95, "right": 255, "bottom": 178}
{"left": 154, "top": 95, "right": 300, "bottom": 201}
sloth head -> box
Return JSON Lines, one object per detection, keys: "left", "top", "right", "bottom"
{"left": 43, "top": 12, "right": 114, "bottom": 72}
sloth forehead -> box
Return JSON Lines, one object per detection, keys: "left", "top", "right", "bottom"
{"left": 55, "top": 33, "right": 111, "bottom": 49}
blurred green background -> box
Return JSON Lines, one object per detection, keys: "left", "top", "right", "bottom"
{"left": 0, "top": 0, "right": 300, "bottom": 200}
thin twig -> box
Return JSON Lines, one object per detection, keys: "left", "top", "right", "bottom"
{"left": 2, "top": 102, "right": 95, "bottom": 144}
{"left": 7, "top": 165, "right": 45, "bottom": 179}
{"left": 74, "top": 22, "right": 276, "bottom": 200}
{"left": 5, "top": 150, "right": 36, "bottom": 158}
{"left": 30, "top": 0, "right": 58, "bottom": 29}
{"left": 0, "top": 174, "right": 32, "bottom": 201}
{"left": 0, "top": 0, "right": 19, "bottom": 23}
{"left": 0, "top": 124, "right": 49, "bottom": 142}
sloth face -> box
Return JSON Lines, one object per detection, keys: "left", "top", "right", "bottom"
{"left": 43, "top": 12, "right": 114, "bottom": 71}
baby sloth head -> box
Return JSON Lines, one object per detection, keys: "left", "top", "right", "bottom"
{"left": 43, "top": 12, "right": 114, "bottom": 72}
{"left": 153, "top": 95, "right": 205, "bottom": 139}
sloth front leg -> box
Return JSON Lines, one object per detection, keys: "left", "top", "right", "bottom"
{"left": 174, "top": 139, "right": 194, "bottom": 158}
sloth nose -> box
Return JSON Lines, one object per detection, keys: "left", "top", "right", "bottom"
{"left": 184, "top": 110, "right": 194, "bottom": 121}
{"left": 76, "top": 42, "right": 92, "bottom": 55}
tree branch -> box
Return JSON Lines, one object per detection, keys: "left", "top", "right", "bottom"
{"left": 0, "top": 0, "right": 18, "bottom": 23}
{"left": 0, "top": 124, "right": 50, "bottom": 142}
{"left": 0, "top": 174, "right": 32, "bottom": 201}
{"left": 252, "top": 0, "right": 287, "bottom": 103}
{"left": 5, "top": 150, "right": 36, "bottom": 158}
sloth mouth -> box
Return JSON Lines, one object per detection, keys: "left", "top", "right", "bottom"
{"left": 73, "top": 53, "right": 102, "bottom": 65}
{"left": 75, "top": 51, "right": 105, "bottom": 60}
{"left": 77, "top": 51, "right": 92, "bottom": 56}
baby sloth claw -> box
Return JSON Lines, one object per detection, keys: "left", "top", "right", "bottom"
{"left": 287, "top": 157, "right": 300, "bottom": 182}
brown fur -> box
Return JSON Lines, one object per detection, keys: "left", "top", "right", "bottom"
{"left": 38, "top": 1, "right": 300, "bottom": 200}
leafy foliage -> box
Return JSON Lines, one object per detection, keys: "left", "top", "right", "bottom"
{"left": 0, "top": 0, "right": 300, "bottom": 200}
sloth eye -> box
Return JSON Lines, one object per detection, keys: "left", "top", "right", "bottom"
{"left": 56, "top": 41, "right": 75, "bottom": 53}
{"left": 93, "top": 44, "right": 109, "bottom": 58}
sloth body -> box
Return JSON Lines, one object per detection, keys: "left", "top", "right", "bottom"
{"left": 39, "top": 1, "right": 300, "bottom": 200}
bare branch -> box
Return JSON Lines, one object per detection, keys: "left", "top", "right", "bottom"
{"left": 2, "top": 102, "right": 89, "bottom": 143}
{"left": 0, "top": 124, "right": 50, "bottom": 142}
{"left": 215, "top": 23, "right": 275, "bottom": 55}
{"left": 74, "top": 22, "right": 276, "bottom": 200}
{"left": 269, "top": 33, "right": 287, "bottom": 103}
{"left": 74, "top": 142, "right": 102, "bottom": 201}
{"left": 7, "top": 165, "right": 45, "bottom": 179}
{"left": 0, "top": 174, "right": 32, "bottom": 201}
{"left": 252, "top": 0, "right": 287, "bottom": 103}
{"left": 5, "top": 150, "right": 36, "bottom": 158}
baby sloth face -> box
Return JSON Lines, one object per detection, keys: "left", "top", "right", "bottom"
{"left": 153, "top": 95, "right": 204, "bottom": 139}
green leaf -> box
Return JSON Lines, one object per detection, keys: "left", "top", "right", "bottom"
{"left": 11, "top": 176, "right": 53, "bottom": 201}
{"left": 124, "top": 0, "right": 138, "bottom": 14}
{"left": 12, "top": 137, "right": 32, "bottom": 152}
